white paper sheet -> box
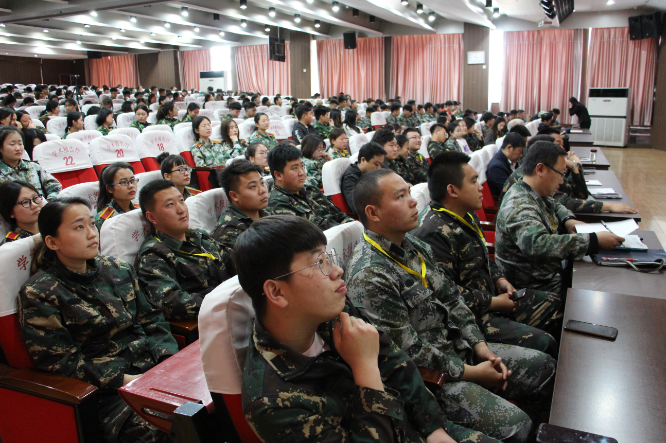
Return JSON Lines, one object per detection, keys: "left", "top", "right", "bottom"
{"left": 575, "top": 219, "right": 639, "bottom": 237}
{"left": 585, "top": 180, "right": 602, "bottom": 186}
{"left": 590, "top": 188, "right": 616, "bottom": 194}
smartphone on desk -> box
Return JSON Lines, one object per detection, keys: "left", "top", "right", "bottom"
{"left": 537, "top": 424, "right": 618, "bottom": 443}
{"left": 564, "top": 320, "right": 618, "bottom": 340}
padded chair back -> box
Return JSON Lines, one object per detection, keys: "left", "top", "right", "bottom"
{"left": 525, "top": 119, "right": 540, "bottom": 136}
{"left": 282, "top": 118, "right": 296, "bottom": 138}
{"left": 468, "top": 150, "right": 486, "bottom": 185}
{"left": 267, "top": 105, "right": 284, "bottom": 117}
{"left": 25, "top": 106, "right": 45, "bottom": 120}
{"left": 419, "top": 134, "right": 431, "bottom": 160}
{"left": 280, "top": 115, "right": 295, "bottom": 121}
{"left": 117, "top": 112, "right": 136, "bottom": 128}
{"left": 66, "top": 130, "right": 102, "bottom": 150}
{"left": 144, "top": 124, "right": 172, "bottom": 133}
{"left": 149, "top": 103, "right": 159, "bottom": 112}
{"left": 267, "top": 119, "right": 289, "bottom": 140}
{"left": 485, "top": 143, "right": 499, "bottom": 157}
{"left": 0, "top": 235, "right": 41, "bottom": 369}
{"left": 322, "top": 158, "right": 352, "bottom": 214}
{"left": 177, "top": 110, "right": 187, "bottom": 121}
{"left": 348, "top": 133, "right": 368, "bottom": 155}
{"left": 84, "top": 115, "right": 98, "bottom": 131}
{"left": 185, "top": 188, "right": 230, "bottom": 233}
{"left": 210, "top": 125, "right": 222, "bottom": 141}
{"left": 175, "top": 130, "right": 196, "bottom": 167}
{"left": 99, "top": 210, "right": 151, "bottom": 265}
{"left": 495, "top": 135, "right": 505, "bottom": 149}
{"left": 32, "top": 119, "right": 44, "bottom": 128}
{"left": 58, "top": 181, "right": 100, "bottom": 212}
{"left": 199, "top": 109, "right": 214, "bottom": 120}
{"left": 88, "top": 134, "right": 145, "bottom": 175}
{"left": 365, "top": 131, "right": 375, "bottom": 140}
{"left": 204, "top": 101, "right": 224, "bottom": 110}
{"left": 238, "top": 120, "right": 255, "bottom": 141}
{"left": 21, "top": 149, "right": 30, "bottom": 161}
{"left": 45, "top": 134, "right": 61, "bottom": 142}
{"left": 371, "top": 112, "right": 386, "bottom": 129}
{"left": 46, "top": 117, "right": 68, "bottom": 138}
{"left": 174, "top": 102, "right": 187, "bottom": 111}
{"left": 147, "top": 112, "right": 157, "bottom": 124}
{"left": 37, "top": 139, "right": 97, "bottom": 188}
{"left": 323, "top": 221, "right": 364, "bottom": 269}
{"left": 111, "top": 127, "right": 141, "bottom": 145}
{"left": 410, "top": 182, "right": 430, "bottom": 214}
{"left": 256, "top": 106, "right": 269, "bottom": 113}
{"left": 174, "top": 122, "right": 191, "bottom": 134}
{"left": 135, "top": 130, "right": 178, "bottom": 171}
{"left": 474, "top": 121, "right": 483, "bottom": 133}
{"left": 136, "top": 170, "right": 164, "bottom": 195}
{"left": 420, "top": 121, "right": 435, "bottom": 136}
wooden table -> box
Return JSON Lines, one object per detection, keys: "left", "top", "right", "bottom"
{"left": 576, "top": 170, "right": 641, "bottom": 223}
{"left": 550, "top": 289, "right": 666, "bottom": 443}
{"left": 572, "top": 230, "right": 664, "bottom": 299}
{"left": 571, "top": 146, "right": 611, "bottom": 170}
{"left": 568, "top": 130, "right": 594, "bottom": 147}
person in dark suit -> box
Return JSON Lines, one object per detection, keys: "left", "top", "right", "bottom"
{"left": 568, "top": 97, "right": 591, "bottom": 129}
{"left": 486, "top": 133, "right": 526, "bottom": 196}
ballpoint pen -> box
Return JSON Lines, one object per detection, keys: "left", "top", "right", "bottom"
{"left": 600, "top": 220, "right": 617, "bottom": 235}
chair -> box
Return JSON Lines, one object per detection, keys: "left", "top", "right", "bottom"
{"left": 58, "top": 181, "right": 101, "bottom": 212}
{"left": 525, "top": 119, "right": 540, "bottom": 136}
{"left": 322, "top": 158, "right": 353, "bottom": 215}
{"left": 116, "top": 112, "right": 136, "bottom": 128}
{"left": 173, "top": 122, "right": 191, "bottom": 135}
{"left": 323, "top": 221, "right": 364, "bottom": 267}
{"left": 88, "top": 134, "right": 145, "bottom": 175}
{"left": 25, "top": 106, "right": 45, "bottom": 120}
{"left": 66, "top": 130, "right": 103, "bottom": 150}
{"left": 282, "top": 118, "right": 296, "bottom": 138}
{"left": 84, "top": 115, "right": 98, "bottom": 131}
{"left": 174, "top": 102, "right": 187, "bottom": 111}
{"left": 411, "top": 182, "right": 430, "bottom": 214}
{"left": 177, "top": 110, "right": 187, "bottom": 121}
{"left": 419, "top": 135, "right": 431, "bottom": 161}
{"left": 233, "top": 118, "right": 245, "bottom": 127}
{"left": 136, "top": 170, "right": 164, "bottom": 194}
{"left": 135, "top": 130, "right": 178, "bottom": 171}
{"left": 147, "top": 112, "right": 158, "bottom": 124}
{"left": 348, "top": 133, "right": 368, "bottom": 155}
{"left": 256, "top": 106, "right": 269, "bottom": 113}
{"left": 211, "top": 125, "right": 222, "bottom": 140}
{"left": 199, "top": 109, "right": 215, "bottom": 120}
{"left": 420, "top": 121, "right": 435, "bottom": 136}
{"left": 111, "top": 127, "right": 141, "bottom": 145}
{"left": 32, "top": 119, "right": 44, "bottom": 129}
{"left": 185, "top": 188, "right": 230, "bottom": 234}
{"left": 238, "top": 120, "right": 255, "bottom": 141}
{"left": 280, "top": 115, "right": 295, "bottom": 121}
{"left": 211, "top": 120, "right": 221, "bottom": 127}
{"left": 144, "top": 124, "right": 172, "bottom": 133}
{"left": 204, "top": 101, "right": 225, "bottom": 110}
{"left": 37, "top": 139, "right": 98, "bottom": 188}
{"left": 468, "top": 150, "right": 486, "bottom": 185}
{"left": 149, "top": 103, "right": 159, "bottom": 112}
{"left": 495, "top": 136, "right": 505, "bottom": 148}
{"left": 267, "top": 119, "right": 289, "bottom": 140}
{"left": 45, "top": 134, "right": 61, "bottom": 142}
{"left": 365, "top": 131, "right": 375, "bottom": 140}
{"left": 267, "top": 105, "right": 284, "bottom": 117}
{"left": 175, "top": 129, "right": 197, "bottom": 167}
{"left": 46, "top": 117, "right": 68, "bottom": 138}
{"left": 371, "top": 112, "right": 387, "bottom": 129}
{"left": 0, "top": 235, "right": 100, "bottom": 443}
{"left": 99, "top": 210, "right": 152, "bottom": 266}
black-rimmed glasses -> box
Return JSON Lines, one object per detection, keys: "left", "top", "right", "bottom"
{"left": 15, "top": 195, "right": 42, "bottom": 208}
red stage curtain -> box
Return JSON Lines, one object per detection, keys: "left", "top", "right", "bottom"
{"left": 234, "top": 44, "right": 291, "bottom": 94}
{"left": 89, "top": 55, "right": 138, "bottom": 88}
{"left": 181, "top": 49, "right": 212, "bottom": 91}
{"left": 267, "top": 42, "right": 290, "bottom": 96}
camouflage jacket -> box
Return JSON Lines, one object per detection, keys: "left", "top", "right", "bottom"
{"left": 358, "top": 116, "right": 372, "bottom": 131}
{"left": 345, "top": 230, "right": 486, "bottom": 380}
{"left": 0, "top": 159, "right": 62, "bottom": 200}
{"left": 182, "top": 186, "right": 201, "bottom": 201}
{"left": 413, "top": 203, "right": 503, "bottom": 316}
{"left": 481, "top": 124, "right": 491, "bottom": 138}
{"left": 427, "top": 140, "right": 450, "bottom": 160}
{"left": 212, "top": 204, "right": 268, "bottom": 252}
{"left": 314, "top": 122, "right": 333, "bottom": 139}
{"left": 0, "top": 226, "right": 33, "bottom": 246}
{"left": 495, "top": 180, "right": 590, "bottom": 291}
{"left": 464, "top": 133, "right": 484, "bottom": 152}
{"left": 129, "top": 120, "right": 151, "bottom": 133}
{"left": 182, "top": 114, "right": 193, "bottom": 123}
{"left": 266, "top": 184, "right": 353, "bottom": 231}
{"left": 303, "top": 157, "right": 326, "bottom": 188}
{"left": 221, "top": 113, "right": 234, "bottom": 121}
{"left": 386, "top": 114, "right": 400, "bottom": 126}
{"left": 248, "top": 130, "right": 277, "bottom": 150}
{"left": 386, "top": 157, "right": 413, "bottom": 185}
{"left": 444, "top": 138, "right": 464, "bottom": 153}
{"left": 328, "top": 147, "right": 350, "bottom": 160}
{"left": 397, "top": 114, "right": 421, "bottom": 129}
{"left": 157, "top": 117, "right": 180, "bottom": 130}
{"left": 243, "top": 303, "right": 450, "bottom": 443}
{"left": 190, "top": 139, "right": 230, "bottom": 167}
{"left": 97, "top": 125, "right": 113, "bottom": 136}
{"left": 94, "top": 200, "right": 140, "bottom": 232}
{"left": 405, "top": 152, "right": 429, "bottom": 185}
{"left": 498, "top": 167, "right": 603, "bottom": 213}
{"left": 18, "top": 255, "right": 178, "bottom": 390}
{"left": 135, "top": 229, "right": 232, "bottom": 320}
{"left": 39, "top": 114, "right": 52, "bottom": 126}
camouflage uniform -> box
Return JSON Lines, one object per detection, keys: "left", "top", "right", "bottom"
{"left": 182, "top": 186, "right": 201, "bottom": 201}
{"left": 464, "top": 133, "right": 484, "bottom": 152}
{"left": 346, "top": 230, "right": 557, "bottom": 442}
{"left": 222, "top": 139, "right": 247, "bottom": 159}
{"left": 243, "top": 302, "right": 499, "bottom": 443}
{"left": 398, "top": 114, "right": 421, "bottom": 129}
{"left": 0, "top": 159, "right": 62, "bottom": 199}
{"left": 212, "top": 204, "right": 269, "bottom": 251}
{"left": 496, "top": 180, "right": 591, "bottom": 295}
{"left": 190, "top": 139, "right": 231, "bottom": 167}
{"left": 405, "top": 152, "right": 429, "bottom": 185}
{"left": 481, "top": 124, "right": 491, "bottom": 139}
{"left": 314, "top": 122, "right": 332, "bottom": 139}
{"left": 38, "top": 114, "right": 52, "bottom": 126}
{"left": 386, "top": 157, "right": 413, "bottom": 185}
{"left": 303, "top": 157, "right": 326, "bottom": 188}
{"left": 182, "top": 114, "right": 193, "bottom": 123}
{"left": 62, "top": 129, "right": 73, "bottom": 139}
{"left": 221, "top": 113, "right": 234, "bottom": 121}
{"left": 427, "top": 140, "right": 450, "bottom": 160}
{"left": 358, "top": 115, "right": 372, "bottom": 131}
{"left": 444, "top": 138, "right": 464, "bottom": 153}
{"left": 413, "top": 203, "right": 561, "bottom": 358}
{"left": 248, "top": 130, "right": 277, "bottom": 150}
{"left": 386, "top": 114, "right": 400, "bottom": 126}
{"left": 130, "top": 121, "right": 151, "bottom": 133}
{"left": 136, "top": 229, "right": 232, "bottom": 320}
{"left": 328, "top": 147, "right": 350, "bottom": 160}
{"left": 266, "top": 184, "right": 353, "bottom": 230}
{"left": 97, "top": 125, "right": 113, "bottom": 136}
{"left": 18, "top": 255, "right": 178, "bottom": 443}
{"left": 94, "top": 200, "right": 140, "bottom": 232}
{"left": 157, "top": 117, "right": 180, "bottom": 130}
{"left": 0, "top": 226, "right": 33, "bottom": 246}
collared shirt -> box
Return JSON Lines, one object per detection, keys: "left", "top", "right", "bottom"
{"left": 212, "top": 204, "right": 268, "bottom": 251}
{"left": 136, "top": 229, "right": 232, "bottom": 320}
{"left": 427, "top": 140, "right": 450, "bottom": 160}
{"left": 182, "top": 186, "right": 201, "bottom": 201}
{"left": 314, "top": 122, "right": 332, "bottom": 139}
{"left": 157, "top": 117, "right": 180, "bottom": 129}
{"left": 248, "top": 130, "right": 277, "bottom": 150}
{"left": 0, "top": 159, "right": 61, "bottom": 199}
{"left": 130, "top": 121, "right": 151, "bottom": 132}
{"left": 398, "top": 114, "right": 421, "bottom": 129}
{"left": 386, "top": 114, "right": 400, "bottom": 126}
{"left": 94, "top": 199, "right": 139, "bottom": 232}
{"left": 190, "top": 139, "right": 231, "bottom": 167}
{"left": 345, "top": 229, "right": 486, "bottom": 380}
{"left": 405, "top": 152, "right": 429, "bottom": 184}
{"left": 266, "top": 184, "right": 353, "bottom": 230}
{"left": 0, "top": 226, "right": 33, "bottom": 246}
{"left": 386, "top": 157, "right": 413, "bottom": 184}
{"left": 464, "top": 133, "right": 484, "bottom": 152}
{"left": 486, "top": 149, "right": 514, "bottom": 196}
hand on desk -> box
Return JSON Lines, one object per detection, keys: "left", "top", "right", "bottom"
{"left": 597, "top": 231, "right": 625, "bottom": 250}
{"left": 602, "top": 203, "right": 638, "bottom": 214}
{"left": 565, "top": 219, "right": 586, "bottom": 234}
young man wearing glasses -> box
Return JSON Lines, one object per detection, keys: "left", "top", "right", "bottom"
{"left": 495, "top": 141, "right": 624, "bottom": 297}
{"left": 404, "top": 127, "right": 429, "bottom": 184}
{"left": 235, "top": 215, "right": 497, "bottom": 443}
{"left": 136, "top": 180, "right": 232, "bottom": 321}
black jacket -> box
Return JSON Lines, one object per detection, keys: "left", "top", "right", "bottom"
{"left": 292, "top": 122, "right": 316, "bottom": 144}
{"left": 341, "top": 163, "right": 362, "bottom": 214}
{"left": 486, "top": 149, "right": 513, "bottom": 196}
{"left": 569, "top": 103, "right": 591, "bottom": 129}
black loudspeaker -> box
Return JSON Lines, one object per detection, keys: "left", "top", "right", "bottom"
{"left": 343, "top": 32, "right": 357, "bottom": 49}
{"left": 629, "top": 16, "right": 642, "bottom": 40}
{"left": 87, "top": 51, "right": 102, "bottom": 59}
{"left": 641, "top": 12, "right": 661, "bottom": 39}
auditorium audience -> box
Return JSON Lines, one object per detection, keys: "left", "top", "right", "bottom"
{"left": 292, "top": 105, "right": 316, "bottom": 144}
{"left": 94, "top": 162, "right": 139, "bottom": 231}
{"left": 0, "top": 180, "right": 43, "bottom": 245}
{"left": 22, "top": 128, "right": 46, "bottom": 160}
{"left": 182, "top": 102, "right": 200, "bottom": 123}
{"left": 427, "top": 123, "right": 450, "bottom": 159}
{"left": 96, "top": 107, "right": 115, "bottom": 135}
{"left": 301, "top": 134, "right": 329, "bottom": 188}
{"left": 131, "top": 105, "right": 152, "bottom": 132}
{"left": 484, "top": 117, "right": 507, "bottom": 145}
{"left": 341, "top": 142, "right": 386, "bottom": 214}
{"left": 158, "top": 153, "right": 200, "bottom": 200}
{"left": 486, "top": 133, "right": 527, "bottom": 196}
{"left": 342, "top": 109, "right": 362, "bottom": 137}
{"left": 314, "top": 105, "right": 332, "bottom": 139}
{"left": 38, "top": 101, "right": 60, "bottom": 126}
{"left": 156, "top": 102, "right": 180, "bottom": 129}
{"left": 63, "top": 112, "right": 84, "bottom": 138}
{"left": 328, "top": 128, "right": 349, "bottom": 159}
{"left": 248, "top": 112, "right": 277, "bottom": 150}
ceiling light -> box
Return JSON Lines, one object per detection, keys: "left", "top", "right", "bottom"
{"left": 607, "top": 0, "right": 614, "bottom": 4}
{"left": 416, "top": 3, "right": 424, "bottom": 13}
{"left": 265, "top": 24, "right": 270, "bottom": 31}
{"left": 294, "top": 14, "right": 301, "bottom": 22}
{"left": 240, "top": 19, "right": 247, "bottom": 27}
{"left": 42, "top": 29, "right": 49, "bottom": 32}
{"left": 140, "top": 40, "right": 145, "bottom": 43}
{"left": 120, "top": 28, "right": 125, "bottom": 32}
{"left": 486, "top": 0, "right": 492, "bottom": 7}
{"left": 84, "top": 24, "right": 90, "bottom": 28}
{"left": 76, "top": 40, "right": 81, "bottom": 44}
{"left": 493, "top": 7, "right": 500, "bottom": 17}
{"left": 130, "top": 15, "right": 137, "bottom": 23}
{"left": 34, "top": 54, "right": 38, "bottom": 57}
{"left": 332, "top": 1, "right": 340, "bottom": 12}
{"left": 219, "top": 30, "right": 225, "bottom": 36}
{"left": 0, "top": 24, "right": 5, "bottom": 27}
{"left": 90, "top": 10, "right": 97, "bottom": 17}
{"left": 164, "top": 21, "right": 170, "bottom": 28}
{"left": 353, "top": 8, "right": 359, "bottom": 17}
{"left": 150, "top": 32, "right": 156, "bottom": 36}
{"left": 306, "top": 0, "right": 313, "bottom": 2}
{"left": 401, "top": 0, "right": 409, "bottom": 4}
{"left": 181, "top": 6, "right": 189, "bottom": 16}
{"left": 428, "top": 11, "right": 435, "bottom": 21}
{"left": 240, "top": 0, "right": 247, "bottom": 9}
{"left": 111, "top": 36, "right": 116, "bottom": 40}
{"left": 194, "top": 27, "right": 200, "bottom": 32}
{"left": 369, "top": 15, "right": 376, "bottom": 23}
{"left": 315, "top": 19, "right": 321, "bottom": 27}
{"left": 269, "top": 7, "right": 276, "bottom": 17}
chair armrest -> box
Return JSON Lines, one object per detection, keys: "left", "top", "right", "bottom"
{"left": 417, "top": 367, "right": 446, "bottom": 388}
{"left": 486, "top": 243, "right": 495, "bottom": 255}
{"left": 0, "top": 364, "right": 97, "bottom": 405}
{"left": 479, "top": 221, "right": 496, "bottom": 231}
{"left": 169, "top": 320, "right": 199, "bottom": 336}
{"left": 483, "top": 207, "right": 499, "bottom": 215}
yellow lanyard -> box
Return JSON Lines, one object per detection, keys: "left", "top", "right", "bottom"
{"left": 363, "top": 232, "right": 427, "bottom": 288}
{"left": 547, "top": 212, "right": 558, "bottom": 231}
{"left": 153, "top": 236, "right": 217, "bottom": 261}
{"left": 432, "top": 207, "right": 485, "bottom": 243}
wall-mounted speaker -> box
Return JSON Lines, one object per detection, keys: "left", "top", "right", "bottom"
{"left": 87, "top": 51, "right": 102, "bottom": 59}
{"left": 343, "top": 32, "right": 357, "bottom": 49}
{"left": 641, "top": 12, "right": 661, "bottom": 39}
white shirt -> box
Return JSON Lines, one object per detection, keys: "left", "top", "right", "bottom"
{"left": 302, "top": 332, "right": 329, "bottom": 357}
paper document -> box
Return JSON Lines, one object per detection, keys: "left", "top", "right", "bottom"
{"left": 571, "top": 129, "right": 584, "bottom": 133}
{"left": 616, "top": 235, "right": 648, "bottom": 251}
{"left": 590, "top": 188, "right": 616, "bottom": 194}
{"left": 585, "top": 180, "right": 602, "bottom": 186}
{"left": 575, "top": 219, "right": 639, "bottom": 237}
{"left": 579, "top": 157, "right": 591, "bottom": 162}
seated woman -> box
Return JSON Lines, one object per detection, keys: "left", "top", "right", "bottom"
{"left": 463, "top": 116, "right": 484, "bottom": 152}
{"left": 38, "top": 101, "right": 60, "bottom": 127}
{"left": 157, "top": 153, "right": 200, "bottom": 200}
{"left": 18, "top": 197, "right": 178, "bottom": 443}
{"left": 63, "top": 112, "right": 84, "bottom": 139}
{"left": 116, "top": 100, "right": 134, "bottom": 116}
{"left": 156, "top": 102, "right": 179, "bottom": 129}
{"left": 328, "top": 128, "right": 349, "bottom": 159}
{"left": 444, "top": 120, "right": 471, "bottom": 153}
{"left": 342, "top": 109, "right": 361, "bottom": 138}
{"left": 329, "top": 108, "right": 343, "bottom": 129}
{"left": 22, "top": 128, "right": 46, "bottom": 160}
{"left": 204, "top": 93, "right": 214, "bottom": 104}
{"left": 484, "top": 117, "right": 506, "bottom": 145}
{"left": 16, "top": 111, "right": 35, "bottom": 131}
{"left": 182, "top": 102, "right": 200, "bottom": 122}
{"left": 247, "top": 112, "right": 277, "bottom": 150}
{"left": 96, "top": 108, "right": 115, "bottom": 136}
{"left": 130, "top": 105, "right": 152, "bottom": 132}
{"left": 94, "top": 162, "right": 140, "bottom": 231}
{"left": 0, "top": 180, "right": 43, "bottom": 245}
{"left": 273, "top": 96, "right": 283, "bottom": 107}
{"left": 190, "top": 116, "right": 227, "bottom": 167}
{"left": 220, "top": 119, "right": 246, "bottom": 158}
{"left": 301, "top": 134, "right": 329, "bottom": 189}
{"left": 0, "top": 107, "right": 19, "bottom": 128}
{"left": 0, "top": 127, "right": 61, "bottom": 198}
{"left": 2, "top": 95, "right": 17, "bottom": 109}
{"left": 147, "top": 93, "right": 157, "bottom": 106}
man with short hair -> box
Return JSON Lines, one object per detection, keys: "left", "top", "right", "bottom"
{"left": 486, "top": 133, "right": 526, "bottom": 196}
{"left": 101, "top": 97, "right": 113, "bottom": 110}
{"left": 110, "top": 87, "right": 118, "bottom": 99}
{"left": 370, "top": 129, "right": 399, "bottom": 168}
{"left": 496, "top": 141, "right": 625, "bottom": 296}
{"left": 414, "top": 152, "right": 560, "bottom": 358}
{"left": 346, "top": 169, "right": 557, "bottom": 442}
{"left": 397, "top": 104, "right": 420, "bottom": 130}
{"left": 266, "top": 144, "right": 353, "bottom": 229}
{"left": 427, "top": 123, "right": 450, "bottom": 159}
{"left": 291, "top": 105, "right": 316, "bottom": 144}
{"left": 236, "top": 215, "right": 497, "bottom": 443}
{"left": 136, "top": 180, "right": 232, "bottom": 320}
{"left": 403, "top": 128, "right": 429, "bottom": 184}
{"left": 341, "top": 142, "right": 386, "bottom": 214}
{"left": 386, "top": 103, "right": 401, "bottom": 126}
{"left": 313, "top": 105, "right": 332, "bottom": 139}
{"left": 221, "top": 102, "right": 242, "bottom": 120}
{"left": 243, "top": 102, "right": 256, "bottom": 120}
{"left": 387, "top": 134, "right": 412, "bottom": 184}
{"left": 213, "top": 159, "right": 269, "bottom": 251}
{"left": 508, "top": 110, "right": 518, "bottom": 121}
{"left": 550, "top": 108, "right": 561, "bottom": 128}
{"left": 424, "top": 103, "right": 437, "bottom": 122}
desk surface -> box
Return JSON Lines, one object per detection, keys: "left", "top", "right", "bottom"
{"left": 568, "top": 131, "right": 594, "bottom": 144}
{"left": 572, "top": 230, "right": 664, "bottom": 298}
{"left": 576, "top": 170, "right": 641, "bottom": 222}
{"left": 550, "top": 289, "right": 666, "bottom": 443}
{"left": 572, "top": 146, "right": 611, "bottom": 169}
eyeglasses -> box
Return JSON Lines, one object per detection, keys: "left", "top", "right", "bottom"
{"left": 547, "top": 165, "right": 565, "bottom": 177}
{"left": 109, "top": 177, "right": 139, "bottom": 187}
{"left": 16, "top": 195, "right": 42, "bottom": 208}
{"left": 171, "top": 166, "right": 193, "bottom": 174}
{"left": 255, "top": 150, "right": 268, "bottom": 157}
{"left": 271, "top": 249, "right": 339, "bottom": 280}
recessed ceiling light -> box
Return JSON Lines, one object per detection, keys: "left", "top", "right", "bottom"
{"left": 240, "top": 0, "right": 247, "bottom": 9}
{"left": 111, "top": 36, "right": 116, "bottom": 40}
{"left": 43, "top": 29, "right": 49, "bottom": 32}
{"left": 315, "top": 19, "right": 321, "bottom": 27}
{"left": 269, "top": 7, "right": 276, "bottom": 17}
{"left": 493, "top": 7, "right": 500, "bottom": 17}
{"left": 0, "top": 24, "right": 5, "bottom": 27}
{"left": 332, "top": 1, "right": 340, "bottom": 12}
{"left": 401, "top": 0, "right": 409, "bottom": 5}
{"left": 265, "top": 25, "right": 270, "bottom": 32}
{"left": 219, "top": 30, "right": 225, "bottom": 36}
{"left": 194, "top": 27, "right": 200, "bottom": 32}
{"left": 416, "top": 3, "right": 423, "bottom": 13}
{"left": 150, "top": 32, "right": 156, "bottom": 36}
{"left": 120, "top": 28, "right": 125, "bottom": 32}
{"left": 428, "top": 11, "right": 435, "bottom": 21}
{"left": 34, "top": 54, "right": 38, "bottom": 57}
{"left": 76, "top": 40, "right": 81, "bottom": 44}
{"left": 241, "top": 19, "right": 247, "bottom": 27}
{"left": 164, "top": 21, "right": 170, "bottom": 28}
{"left": 607, "top": 0, "right": 614, "bottom": 3}
{"left": 306, "top": 0, "right": 313, "bottom": 3}
{"left": 130, "top": 16, "right": 137, "bottom": 23}
{"left": 181, "top": 6, "right": 189, "bottom": 16}
{"left": 84, "top": 24, "right": 90, "bottom": 28}
{"left": 90, "top": 10, "right": 97, "bottom": 17}
{"left": 294, "top": 14, "right": 301, "bottom": 22}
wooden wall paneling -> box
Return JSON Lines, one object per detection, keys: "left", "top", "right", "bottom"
{"left": 0, "top": 56, "right": 42, "bottom": 85}
{"left": 138, "top": 50, "right": 181, "bottom": 90}
{"left": 652, "top": 19, "right": 666, "bottom": 150}
{"left": 289, "top": 31, "right": 311, "bottom": 98}
{"left": 384, "top": 36, "right": 392, "bottom": 100}
{"left": 580, "top": 28, "right": 590, "bottom": 104}
{"left": 41, "top": 59, "right": 86, "bottom": 86}
{"left": 462, "top": 23, "right": 490, "bottom": 112}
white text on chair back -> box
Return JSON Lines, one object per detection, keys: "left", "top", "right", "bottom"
{"left": 38, "top": 139, "right": 93, "bottom": 173}
{"left": 136, "top": 130, "right": 177, "bottom": 159}
{"left": 323, "top": 221, "right": 364, "bottom": 269}
{"left": 99, "top": 210, "right": 152, "bottom": 265}
{"left": 349, "top": 133, "right": 368, "bottom": 155}
{"left": 89, "top": 134, "right": 140, "bottom": 165}
{"left": 0, "top": 235, "right": 41, "bottom": 317}
{"left": 116, "top": 112, "right": 137, "bottom": 128}
{"left": 268, "top": 120, "right": 289, "bottom": 140}
{"left": 111, "top": 127, "right": 141, "bottom": 144}
{"left": 144, "top": 124, "right": 172, "bottom": 133}
{"left": 45, "top": 134, "right": 61, "bottom": 142}
{"left": 66, "top": 130, "right": 103, "bottom": 148}
{"left": 46, "top": 117, "right": 68, "bottom": 138}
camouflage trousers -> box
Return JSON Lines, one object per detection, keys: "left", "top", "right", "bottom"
{"left": 98, "top": 392, "right": 170, "bottom": 443}
{"left": 445, "top": 421, "right": 501, "bottom": 443}
{"left": 480, "top": 289, "right": 563, "bottom": 359}
{"left": 437, "top": 343, "right": 556, "bottom": 443}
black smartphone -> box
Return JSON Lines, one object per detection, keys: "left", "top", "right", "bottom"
{"left": 510, "top": 288, "right": 529, "bottom": 301}
{"left": 537, "top": 423, "right": 618, "bottom": 443}
{"left": 564, "top": 320, "right": 618, "bottom": 340}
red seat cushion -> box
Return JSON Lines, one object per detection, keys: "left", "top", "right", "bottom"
{"left": 52, "top": 168, "right": 99, "bottom": 190}
{"left": 141, "top": 157, "right": 161, "bottom": 172}
{"left": 94, "top": 161, "right": 146, "bottom": 175}
{"left": 0, "top": 314, "right": 36, "bottom": 369}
